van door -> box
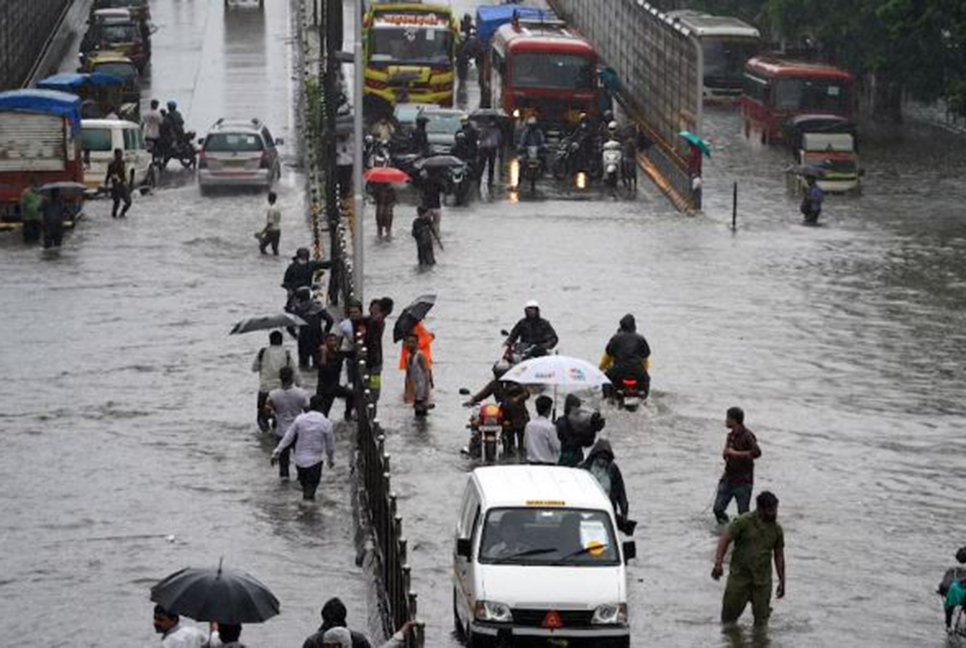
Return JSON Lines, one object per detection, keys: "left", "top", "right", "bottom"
{"left": 81, "top": 124, "right": 115, "bottom": 189}
{"left": 454, "top": 483, "right": 480, "bottom": 628}
{"left": 123, "top": 126, "right": 150, "bottom": 186}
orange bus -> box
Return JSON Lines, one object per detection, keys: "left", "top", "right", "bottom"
{"left": 740, "top": 56, "right": 854, "bottom": 144}
{"left": 486, "top": 20, "right": 599, "bottom": 128}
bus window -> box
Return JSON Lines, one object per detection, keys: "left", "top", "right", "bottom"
{"left": 511, "top": 53, "right": 594, "bottom": 90}
{"left": 743, "top": 74, "right": 769, "bottom": 104}
{"left": 775, "top": 79, "right": 849, "bottom": 112}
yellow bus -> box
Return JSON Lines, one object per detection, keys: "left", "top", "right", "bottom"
{"left": 363, "top": 3, "right": 458, "bottom": 107}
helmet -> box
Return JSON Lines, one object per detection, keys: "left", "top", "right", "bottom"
{"left": 525, "top": 299, "right": 539, "bottom": 309}
{"left": 166, "top": 100, "right": 177, "bottom": 109}
{"left": 526, "top": 116, "right": 537, "bottom": 126}
{"left": 578, "top": 112, "right": 589, "bottom": 124}
{"left": 608, "top": 120, "right": 618, "bottom": 131}
{"left": 492, "top": 359, "right": 510, "bottom": 379}
{"left": 295, "top": 247, "right": 310, "bottom": 259}
{"left": 603, "top": 110, "right": 614, "bottom": 122}
{"left": 455, "top": 131, "right": 466, "bottom": 140}
{"left": 460, "top": 114, "right": 469, "bottom": 123}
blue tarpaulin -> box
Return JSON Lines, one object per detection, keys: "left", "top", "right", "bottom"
{"left": 475, "top": 5, "right": 553, "bottom": 45}
{"left": 36, "top": 72, "right": 124, "bottom": 91}
{"left": 0, "top": 89, "right": 82, "bottom": 133}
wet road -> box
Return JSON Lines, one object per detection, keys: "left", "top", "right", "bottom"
{"left": 360, "top": 68, "right": 966, "bottom": 648}
{"left": 0, "top": 1, "right": 369, "bottom": 646}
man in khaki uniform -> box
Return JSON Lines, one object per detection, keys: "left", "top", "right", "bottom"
{"left": 712, "top": 490, "right": 786, "bottom": 625}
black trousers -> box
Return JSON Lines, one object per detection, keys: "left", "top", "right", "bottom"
{"left": 417, "top": 240, "right": 435, "bottom": 266}
{"left": 259, "top": 229, "right": 280, "bottom": 255}
{"left": 478, "top": 147, "right": 498, "bottom": 186}
{"left": 297, "top": 461, "right": 323, "bottom": 500}
{"left": 256, "top": 391, "right": 271, "bottom": 432}
{"left": 274, "top": 437, "right": 292, "bottom": 478}
{"left": 317, "top": 383, "right": 353, "bottom": 417}
{"left": 43, "top": 226, "right": 63, "bottom": 249}
{"left": 111, "top": 184, "right": 131, "bottom": 218}
{"left": 22, "top": 220, "right": 41, "bottom": 243}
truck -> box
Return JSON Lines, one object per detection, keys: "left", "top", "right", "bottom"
{"left": 0, "top": 90, "right": 85, "bottom": 223}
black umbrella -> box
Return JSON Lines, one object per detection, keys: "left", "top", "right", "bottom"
{"left": 417, "top": 155, "right": 465, "bottom": 169}
{"left": 363, "top": 93, "right": 394, "bottom": 123}
{"left": 230, "top": 313, "right": 307, "bottom": 335}
{"left": 150, "top": 560, "right": 280, "bottom": 624}
{"left": 393, "top": 293, "right": 436, "bottom": 342}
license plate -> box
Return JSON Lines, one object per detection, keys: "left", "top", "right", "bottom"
{"left": 225, "top": 159, "right": 248, "bottom": 168}
{"left": 548, "top": 640, "right": 569, "bottom": 647}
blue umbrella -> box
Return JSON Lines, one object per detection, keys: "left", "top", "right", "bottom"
{"left": 679, "top": 131, "right": 711, "bottom": 158}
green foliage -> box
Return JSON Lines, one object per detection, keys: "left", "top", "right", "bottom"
{"left": 304, "top": 77, "right": 322, "bottom": 140}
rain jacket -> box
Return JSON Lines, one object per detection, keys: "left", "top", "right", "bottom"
{"left": 601, "top": 314, "right": 650, "bottom": 371}
{"left": 398, "top": 321, "right": 434, "bottom": 370}
{"left": 556, "top": 395, "right": 602, "bottom": 466}
{"left": 283, "top": 258, "right": 332, "bottom": 292}
{"left": 506, "top": 311, "right": 558, "bottom": 351}
{"left": 581, "top": 439, "right": 628, "bottom": 522}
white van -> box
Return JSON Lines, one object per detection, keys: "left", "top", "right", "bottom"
{"left": 453, "top": 466, "right": 635, "bottom": 647}
{"left": 81, "top": 119, "right": 154, "bottom": 192}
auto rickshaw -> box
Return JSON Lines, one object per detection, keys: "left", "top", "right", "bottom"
{"left": 79, "top": 52, "right": 141, "bottom": 121}
{"left": 89, "top": 0, "right": 151, "bottom": 22}
{"left": 80, "top": 8, "right": 151, "bottom": 71}
{"left": 36, "top": 72, "right": 133, "bottom": 121}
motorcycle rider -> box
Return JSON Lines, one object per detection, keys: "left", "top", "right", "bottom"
{"left": 505, "top": 300, "right": 558, "bottom": 359}
{"left": 599, "top": 313, "right": 651, "bottom": 398}
{"left": 410, "top": 114, "right": 430, "bottom": 158}
{"left": 165, "top": 100, "right": 185, "bottom": 141}
{"left": 567, "top": 114, "right": 597, "bottom": 175}
{"left": 456, "top": 115, "right": 480, "bottom": 177}
{"left": 463, "top": 360, "right": 530, "bottom": 456}
{"left": 517, "top": 116, "right": 547, "bottom": 168}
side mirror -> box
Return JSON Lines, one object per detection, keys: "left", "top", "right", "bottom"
{"left": 499, "top": 329, "right": 509, "bottom": 337}
{"left": 275, "top": 138, "right": 284, "bottom": 146}
{"left": 458, "top": 388, "right": 470, "bottom": 396}
{"left": 456, "top": 538, "right": 472, "bottom": 559}
{"left": 622, "top": 540, "right": 636, "bottom": 562}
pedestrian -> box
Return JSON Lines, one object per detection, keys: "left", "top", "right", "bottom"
{"left": 398, "top": 320, "right": 433, "bottom": 372}
{"left": 211, "top": 623, "right": 245, "bottom": 647}
{"left": 801, "top": 175, "right": 824, "bottom": 224}
{"left": 290, "top": 286, "right": 335, "bottom": 369}
{"left": 302, "top": 596, "right": 372, "bottom": 648}
{"left": 478, "top": 118, "right": 502, "bottom": 187}
{"left": 41, "top": 187, "right": 66, "bottom": 249}
{"left": 252, "top": 331, "right": 299, "bottom": 433}
{"left": 283, "top": 247, "right": 333, "bottom": 307}
{"left": 373, "top": 183, "right": 396, "bottom": 239}
{"left": 713, "top": 406, "right": 761, "bottom": 525}
{"left": 266, "top": 366, "right": 310, "bottom": 481}
{"left": 19, "top": 180, "right": 43, "bottom": 243}
{"left": 142, "top": 99, "right": 163, "bottom": 154}
{"left": 404, "top": 332, "right": 433, "bottom": 417}
{"left": 317, "top": 332, "right": 353, "bottom": 420}
{"left": 334, "top": 299, "right": 364, "bottom": 352}
{"left": 416, "top": 170, "right": 443, "bottom": 235}
{"left": 257, "top": 191, "right": 282, "bottom": 255}
{"left": 272, "top": 395, "right": 335, "bottom": 501}
{"left": 106, "top": 148, "right": 132, "bottom": 218}
{"left": 152, "top": 604, "right": 208, "bottom": 647}
{"left": 357, "top": 297, "right": 393, "bottom": 410}
{"left": 581, "top": 438, "right": 630, "bottom": 532}
{"left": 556, "top": 394, "right": 604, "bottom": 467}
{"left": 524, "top": 395, "right": 560, "bottom": 465}
{"left": 938, "top": 546, "right": 966, "bottom": 632}
{"left": 411, "top": 207, "right": 436, "bottom": 266}
{"left": 711, "top": 490, "right": 786, "bottom": 626}
{"left": 336, "top": 134, "right": 353, "bottom": 199}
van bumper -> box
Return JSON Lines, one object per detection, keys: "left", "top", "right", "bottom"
{"left": 471, "top": 621, "right": 630, "bottom": 639}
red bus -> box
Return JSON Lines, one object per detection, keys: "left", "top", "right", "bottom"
{"left": 486, "top": 20, "right": 599, "bottom": 128}
{"left": 740, "top": 56, "right": 854, "bottom": 144}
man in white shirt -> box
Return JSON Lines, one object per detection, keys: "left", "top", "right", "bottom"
{"left": 272, "top": 395, "right": 335, "bottom": 501}
{"left": 524, "top": 395, "right": 560, "bottom": 465}
{"left": 258, "top": 191, "right": 282, "bottom": 256}
{"left": 252, "top": 331, "right": 300, "bottom": 432}
{"left": 153, "top": 605, "right": 207, "bottom": 648}
{"left": 142, "top": 99, "right": 164, "bottom": 151}
{"left": 266, "top": 365, "right": 310, "bottom": 480}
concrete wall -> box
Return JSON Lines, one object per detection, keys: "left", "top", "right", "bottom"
{"left": 0, "top": 0, "right": 72, "bottom": 90}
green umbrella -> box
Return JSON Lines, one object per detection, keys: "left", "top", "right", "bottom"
{"left": 678, "top": 131, "right": 711, "bottom": 158}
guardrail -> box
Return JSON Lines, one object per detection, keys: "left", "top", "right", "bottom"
{"left": 297, "top": 0, "right": 424, "bottom": 644}
{"left": 0, "top": 0, "right": 72, "bottom": 90}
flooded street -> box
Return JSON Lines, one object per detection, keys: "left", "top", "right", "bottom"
{"left": 0, "top": 2, "right": 367, "bottom": 646}
{"left": 1, "top": 0, "right": 965, "bottom": 646}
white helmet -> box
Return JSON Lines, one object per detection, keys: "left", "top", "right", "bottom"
{"left": 525, "top": 300, "right": 540, "bottom": 309}
{"left": 608, "top": 120, "right": 618, "bottom": 131}
{"left": 526, "top": 116, "right": 537, "bottom": 125}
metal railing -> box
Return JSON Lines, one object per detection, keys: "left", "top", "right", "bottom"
{"left": 0, "top": 0, "right": 71, "bottom": 90}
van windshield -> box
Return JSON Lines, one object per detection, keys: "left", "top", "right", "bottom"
{"left": 479, "top": 508, "right": 619, "bottom": 566}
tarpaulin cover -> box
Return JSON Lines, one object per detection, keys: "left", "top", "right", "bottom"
{"left": 475, "top": 5, "right": 552, "bottom": 45}
{"left": 0, "top": 89, "right": 82, "bottom": 133}
{"left": 36, "top": 72, "right": 124, "bottom": 91}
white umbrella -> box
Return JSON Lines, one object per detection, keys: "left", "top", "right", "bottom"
{"left": 502, "top": 355, "right": 610, "bottom": 388}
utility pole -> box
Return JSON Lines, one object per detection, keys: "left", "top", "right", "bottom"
{"left": 352, "top": 0, "right": 365, "bottom": 302}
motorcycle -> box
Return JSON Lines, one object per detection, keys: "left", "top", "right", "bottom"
{"left": 614, "top": 377, "right": 646, "bottom": 411}
{"left": 602, "top": 139, "right": 622, "bottom": 190}
{"left": 519, "top": 144, "right": 543, "bottom": 193}
{"left": 444, "top": 161, "right": 471, "bottom": 206}
{"left": 462, "top": 399, "right": 505, "bottom": 464}
{"left": 156, "top": 130, "right": 197, "bottom": 170}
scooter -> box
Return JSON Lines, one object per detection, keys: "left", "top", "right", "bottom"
{"left": 447, "top": 162, "right": 471, "bottom": 206}
{"left": 602, "top": 139, "right": 622, "bottom": 190}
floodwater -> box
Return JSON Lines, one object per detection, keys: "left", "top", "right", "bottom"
{"left": 2, "top": 0, "right": 965, "bottom": 647}
{"left": 0, "top": 1, "right": 370, "bottom": 646}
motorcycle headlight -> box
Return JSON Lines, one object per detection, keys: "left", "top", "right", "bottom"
{"left": 591, "top": 603, "right": 627, "bottom": 625}
{"left": 474, "top": 600, "right": 513, "bottom": 623}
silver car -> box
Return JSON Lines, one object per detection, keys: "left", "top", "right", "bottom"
{"left": 198, "top": 118, "right": 282, "bottom": 192}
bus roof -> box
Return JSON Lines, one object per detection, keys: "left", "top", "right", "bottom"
{"left": 493, "top": 22, "right": 596, "bottom": 57}
{"left": 472, "top": 466, "right": 610, "bottom": 512}
{"left": 746, "top": 56, "right": 853, "bottom": 81}
{"left": 667, "top": 10, "right": 760, "bottom": 39}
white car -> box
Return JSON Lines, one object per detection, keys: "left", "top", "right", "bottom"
{"left": 197, "top": 118, "right": 282, "bottom": 193}
{"left": 453, "top": 465, "right": 634, "bottom": 647}
{"left": 81, "top": 118, "right": 154, "bottom": 192}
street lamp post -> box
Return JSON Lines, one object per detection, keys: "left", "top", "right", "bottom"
{"left": 352, "top": 0, "right": 365, "bottom": 302}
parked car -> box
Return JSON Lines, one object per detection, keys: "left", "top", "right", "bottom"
{"left": 81, "top": 119, "right": 155, "bottom": 192}
{"left": 197, "top": 118, "right": 283, "bottom": 193}
{"left": 453, "top": 466, "right": 635, "bottom": 648}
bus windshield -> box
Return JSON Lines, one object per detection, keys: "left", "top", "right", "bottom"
{"left": 369, "top": 27, "right": 452, "bottom": 66}
{"left": 775, "top": 78, "right": 851, "bottom": 113}
{"left": 510, "top": 53, "right": 595, "bottom": 91}
{"left": 478, "top": 507, "right": 619, "bottom": 566}
{"left": 702, "top": 38, "right": 759, "bottom": 85}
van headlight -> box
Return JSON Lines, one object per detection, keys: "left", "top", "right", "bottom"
{"left": 474, "top": 600, "right": 513, "bottom": 623}
{"left": 591, "top": 603, "right": 627, "bottom": 625}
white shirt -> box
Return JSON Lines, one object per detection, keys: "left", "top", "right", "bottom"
{"left": 525, "top": 415, "right": 560, "bottom": 464}
{"left": 161, "top": 622, "right": 208, "bottom": 648}
{"left": 268, "top": 385, "right": 310, "bottom": 438}
{"left": 274, "top": 410, "right": 335, "bottom": 468}
{"left": 142, "top": 108, "right": 163, "bottom": 139}
{"left": 265, "top": 206, "right": 281, "bottom": 231}
{"left": 252, "top": 345, "right": 299, "bottom": 392}
{"left": 335, "top": 317, "right": 355, "bottom": 351}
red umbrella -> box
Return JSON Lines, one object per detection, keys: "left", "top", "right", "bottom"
{"left": 363, "top": 167, "right": 410, "bottom": 184}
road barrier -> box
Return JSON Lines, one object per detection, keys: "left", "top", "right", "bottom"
{"left": 0, "top": 0, "right": 72, "bottom": 90}
{"left": 297, "top": 0, "right": 424, "bottom": 644}
{"left": 547, "top": 0, "right": 704, "bottom": 211}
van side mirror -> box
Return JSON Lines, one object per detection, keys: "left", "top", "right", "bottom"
{"left": 622, "top": 540, "right": 636, "bottom": 562}
{"left": 458, "top": 388, "right": 470, "bottom": 396}
{"left": 499, "top": 329, "right": 509, "bottom": 337}
{"left": 456, "top": 538, "right": 472, "bottom": 559}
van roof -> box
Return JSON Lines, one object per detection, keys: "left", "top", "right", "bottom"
{"left": 472, "top": 465, "right": 609, "bottom": 511}
{"left": 82, "top": 118, "right": 140, "bottom": 128}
